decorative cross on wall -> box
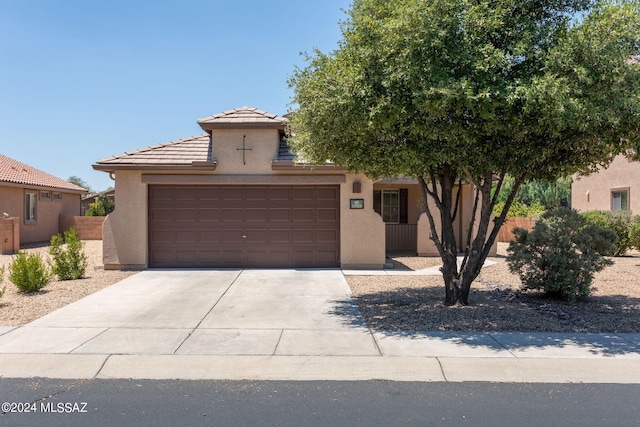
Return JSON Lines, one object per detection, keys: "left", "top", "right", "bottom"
{"left": 237, "top": 134, "right": 252, "bottom": 165}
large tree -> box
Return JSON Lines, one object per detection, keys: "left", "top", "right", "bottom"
{"left": 289, "top": 0, "right": 640, "bottom": 305}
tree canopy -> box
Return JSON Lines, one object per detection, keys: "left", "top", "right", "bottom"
{"left": 289, "top": 0, "right": 640, "bottom": 305}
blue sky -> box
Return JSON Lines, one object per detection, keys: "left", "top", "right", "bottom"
{"left": 0, "top": 0, "right": 351, "bottom": 191}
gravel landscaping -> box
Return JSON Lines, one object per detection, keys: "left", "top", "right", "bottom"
{"left": 1, "top": 241, "right": 638, "bottom": 333}
{"left": 0, "top": 241, "right": 136, "bottom": 326}
{"left": 347, "top": 243, "right": 640, "bottom": 333}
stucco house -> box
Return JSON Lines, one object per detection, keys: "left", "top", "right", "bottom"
{"left": 572, "top": 153, "right": 640, "bottom": 214}
{"left": 93, "top": 106, "right": 491, "bottom": 270}
{"left": 0, "top": 154, "right": 86, "bottom": 248}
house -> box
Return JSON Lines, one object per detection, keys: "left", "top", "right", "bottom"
{"left": 0, "top": 154, "right": 86, "bottom": 248}
{"left": 92, "top": 106, "right": 492, "bottom": 270}
{"left": 572, "top": 153, "right": 640, "bottom": 214}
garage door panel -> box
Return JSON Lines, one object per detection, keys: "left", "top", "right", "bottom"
{"left": 293, "top": 208, "right": 314, "bottom": 222}
{"left": 292, "top": 230, "right": 314, "bottom": 243}
{"left": 199, "top": 208, "right": 221, "bottom": 222}
{"left": 317, "top": 229, "right": 338, "bottom": 243}
{"left": 150, "top": 208, "right": 173, "bottom": 222}
{"left": 199, "top": 231, "right": 221, "bottom": 243}
{"left": 149, "top": 185, "right": 340, "bottom": 268}
{"left": 317, "top": 208, "right": 338, "bottom": 222}
{"left": 175, "top": 209, "right": 197, "bottom": 222}
{"left": 269, "top": 209, "right": 290, "bottom": 221}
{"left": 223, "top": 208, "right": 244, "bottom": 221}
{"left": 246, "top": 208, "right": 268, "bottom": 222}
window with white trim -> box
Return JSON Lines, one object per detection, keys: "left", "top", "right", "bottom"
{"left": 25, "top": 191, "right": 37, "bottom": 223}
{"left": 612, "top": 189, "right": 629, "bottom": 211}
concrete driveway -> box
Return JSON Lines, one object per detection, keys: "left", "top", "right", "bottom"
{"left": 1, "top": 269, "right": 640, "bottom": 382}
{"left": 0, "top": 269, "right": 378, "bottom": 357}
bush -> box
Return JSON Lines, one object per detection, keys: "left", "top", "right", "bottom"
{"left": 49, "top": 228, "right": 88, "bottom": 280}
{"left": 86, "top": 195, "right": 114, "bottom": 216}
{"left": 630, "top": 216, "right": 640, "bottom": 251}
{"left": 507, "top": 208, "right": 616, "bottom": 303}
{"left": 493, "top": 200, "right": 546, "bottom": 218}
{"left": 8, "top": 251, "right": 53, "bottom": 293}
{"left": 580, "top": 210, "right": 635, "bottom": 256}
{"left": 0, "top": 265, "right": 5, "bottom": 299}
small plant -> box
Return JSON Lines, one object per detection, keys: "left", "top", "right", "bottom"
{"left": 49, "top": 228, "right": 88, "bottom": 280}
{"left": 8, "top": 251, "right": 53, "bottom": 293}
{"left": 630, "top": 215, "right": 640, "bottom": 251}
{"left": 0, "top": 265, "right": 5, "bottom": 299}
{"left": 507, "top": 208, "right": 617, "bottom": 303}
{"left": 580, "top": 210, "right": 635, "bottom": 256}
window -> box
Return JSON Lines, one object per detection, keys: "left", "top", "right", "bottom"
{"left": 52, "top": 192, "right": 62, "bottom": 201}
{"left": 612, "top": 189, "right": 629, "bottom": 211}
{"left": 40, "top": 191, "right": 51, "bottom": 201}
{"left": 373, "top": 189, "right": 408, "bottom": 223}
{"left": 25, "top": 191, "right": 37, "bottom": 223}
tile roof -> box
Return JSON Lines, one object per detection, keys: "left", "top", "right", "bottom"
{"left": 0, "top": 154, "right": 87, "bottom": 192}
{"left": 95, "top": 134, "right": 211, "bottom": 166}
{"left": 197, "top": 106, "right": 287, "bottom": 129}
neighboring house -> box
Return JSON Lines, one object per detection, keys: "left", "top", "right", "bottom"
{"left": 92, "top": 106, "right": 493, "bottom": 270}
{"left": 572, "top": 153, "right": 640, "bottom": 214}
{"left": 0, "top": 154, "right": 86, "bottom": 245}
{"left": 81, "top": 188, "right": 115, "bottom": 215}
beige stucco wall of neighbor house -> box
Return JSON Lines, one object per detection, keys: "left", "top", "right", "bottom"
{"left": 0, "top": 185, "right": 80, "bottom": 245}
{"left": 572, "top": 154, "right": 640, "bottom": 214}
{"left": 102, "top": 170, "right": 148, "bottom": 269}
{"left": 340, "top": 173, "right": 386, "bottom": 268}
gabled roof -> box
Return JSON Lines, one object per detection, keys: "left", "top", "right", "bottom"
{"left": 0, "top": 154, "right": 86, "bottom": 193}
{"left": 197, "top": 106, "right": 287, "bottom": 131}
{"left": 94, "top": 134, "right": 214, "bottom": 170}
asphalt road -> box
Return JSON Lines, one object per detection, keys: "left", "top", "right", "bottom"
{"left": 1, "top": 379, "right": 639, "bottom": 426}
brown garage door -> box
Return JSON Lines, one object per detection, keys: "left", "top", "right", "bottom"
{"left": 148, "top": 185, "right": 340, "bottom": 268}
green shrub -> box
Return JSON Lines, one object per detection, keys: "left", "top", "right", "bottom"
{"left": 0, "top": 265, "right": 5, "bottom": 299}
{"left": 49, "top": 228, "right": 88, "bottom": 280}
{"left": 507, "top": 208, "right": 616, "bottom": 303}
{"left": 580, "top": 210, "right": 634, "bottom": 256}
{"left": 629, "top": 215, "right": 640, "bottom": 250}
{"left": 8, "top": 251, "right": 53, "bottom": 293}
{"left": 493, "top": 200, "right": 546, "bottom": 218}
{"left": 86, "top": 195, "right": 114, "bottom": 216}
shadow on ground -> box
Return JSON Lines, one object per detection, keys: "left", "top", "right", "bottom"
{"left": 329, "top": 286, "right": 640, "bottom": 356}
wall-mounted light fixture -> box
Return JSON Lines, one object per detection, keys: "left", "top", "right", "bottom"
{"left": 352, "top": 181, "right": 361, "bottom": 193}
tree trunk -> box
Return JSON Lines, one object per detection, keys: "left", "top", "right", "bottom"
{"left": 419, "top": 168, "right": 519, "bottom": 306}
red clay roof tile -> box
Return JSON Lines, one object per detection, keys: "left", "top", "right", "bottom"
{"left": 0, "top": 154, "right": 87, "bottom": 192}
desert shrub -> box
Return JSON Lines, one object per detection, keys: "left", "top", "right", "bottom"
{"left": 0, "top": 265, "right": 5, "bottom": 299}
{"left": 580, "top": 210, "right": 634, "bottom": 256}
{"left": 507, "top": 208, "right": 617, "bottom": 303}
{"left": 8, "top": 251, "right": 53, "bottom": 293}
{"left": 629, "top": 215, "right": 640, "bottom": 250}
{"left": 493, "top": 200, "right": 546, "bottom": 218}
{"left": 49, "top": 228, "right": 88, "bottom": 280}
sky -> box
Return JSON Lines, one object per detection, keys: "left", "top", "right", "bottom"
{"left": 0, "top": 0, "right": 352, "bottom": 192}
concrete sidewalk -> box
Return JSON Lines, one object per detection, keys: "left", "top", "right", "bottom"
{"left": 0, "top": 269, "right": 639, "bottom": 383}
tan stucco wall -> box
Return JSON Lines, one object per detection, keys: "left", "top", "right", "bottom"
{"left": 572, "top": 154, "right": 640, "bottom": 214}
{"left": 103, "top": 171, "right": 148, "bottom": 269}
{"left": 341, "top": 174, "right": 386, "bottom": 268}
{"left": 212, "top": 129, "right": 280, "bottom": 174}
{"left": 0, "top": 185, "right": 81, "bottom": 245}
